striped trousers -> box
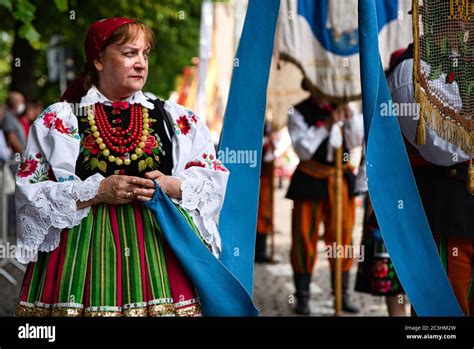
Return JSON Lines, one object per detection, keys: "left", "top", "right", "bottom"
{"left": 290, "top": 182, "right": 356, "bottom": 274}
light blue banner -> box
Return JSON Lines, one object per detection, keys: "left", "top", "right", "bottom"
{"left": 218, "top": 0, "right": 280, "bottom": 296}
{"left": 358, "top": 0, "right": 462, "bottom": 316}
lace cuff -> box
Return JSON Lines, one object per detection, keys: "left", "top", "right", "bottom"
{"left": 16, "top": 173, "right": 104, "bottom": 263}
{"left": 177, "top": 171, "right": 224, "bottom": 214}
{"left": 175, "top": 171, "right": 225, "bottom": 256}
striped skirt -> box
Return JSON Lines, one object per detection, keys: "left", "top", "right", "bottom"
{"left": 15, "top": 202, "right": 202, "bottom": 317}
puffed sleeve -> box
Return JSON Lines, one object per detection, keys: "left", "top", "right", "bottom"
{"left": 164, "top": 101, "right": 229, "bottom": 258}
{"left": 288, "top": 108, "right": 329, "bottom": 160}
{"left": 387, "top": 58, "right": 470, "bottom": 166}
{"left": 15, "top": 102, "right": 104, "bottom": 264}
{"left": 343, "top": 104, "right": 365, "bottom": 150}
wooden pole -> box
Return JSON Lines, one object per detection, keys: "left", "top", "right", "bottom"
{"left": 334, "top": 140, "right": 344, "bottom": 316}
{"left": 268, "top": 134, "right": 276, "bottom": 262}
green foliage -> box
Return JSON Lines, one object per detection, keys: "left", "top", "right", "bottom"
{"left": 1, "top": 0, "right": 203, "bottom": 104}
{"left": 0, "top": 0, "right": 13, "bottom": 11}
{"left": 18, "top": 22, "right": 40, "bottom": 48}
{"left": 10, "top": 0, "right": 42, "bottom": 47}
{"left": 53, "top": 0, "right": 68, "bottom": 12}
{"left": 0, "top": 31, "right": 13, "bottom": 102}
{"left": 13, "top": 0, "right": 36, "bottom": 23}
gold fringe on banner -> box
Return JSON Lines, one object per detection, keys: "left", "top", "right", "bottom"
{"left": 412, "top": 0, "right": 473, "bottom": 195}
{"left": 414, "top": 84, "right": 427, "bottom": 145}
{"left": 414, "top": 84, "right": 472, "bottom": 156}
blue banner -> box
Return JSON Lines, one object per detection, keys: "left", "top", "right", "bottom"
{"left": 298, "top": 0, "right": 398, "bottom": 55}
{"left": 358, "top": 0, "right": 462, "bottom": 316}
{"left": 218, "top": 0, "right": 280, "bottom": 297}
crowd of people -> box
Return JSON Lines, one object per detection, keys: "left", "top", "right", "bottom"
{"left": 0, "top": 91, "right": 44, "bottom": 236}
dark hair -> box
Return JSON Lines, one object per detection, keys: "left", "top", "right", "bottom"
{"left": 83, "top": 22, "right": 156, "bottom": 90}
{"left": 6, "top": 91, "right": 23, "bottom": 108}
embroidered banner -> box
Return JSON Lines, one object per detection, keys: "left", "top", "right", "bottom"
{"left": 412, "top": 0, "right": 473, "bottom": 189}
{"left": 279, "top": 0, "right": 412, "bottom": 102}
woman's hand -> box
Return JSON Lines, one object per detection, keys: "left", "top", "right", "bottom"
{"left": 77, "top": 175, "right": 156, "bottom": 209}
{"left": 145, "top": 170, "right": 182, "bottom": 200}
{"left": 96, "top": 175, "right": 156, "bottom": 204}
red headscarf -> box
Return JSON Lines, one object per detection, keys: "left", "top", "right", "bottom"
{"left": 61, "top": 17, "right": 136, "bottom": 102}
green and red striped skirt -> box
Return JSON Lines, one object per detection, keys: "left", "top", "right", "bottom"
{"left": 16, "top": 202, "right": 202, "bottom": 317}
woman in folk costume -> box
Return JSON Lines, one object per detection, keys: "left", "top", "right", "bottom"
{"left": 386, "top": 1, "right": 473, "bottom": 315}
{"left": 354, "top": 48, "right": 409, "bottom": 317}
{"left": 14, "top": 17, "right": 229, "bottom": 317}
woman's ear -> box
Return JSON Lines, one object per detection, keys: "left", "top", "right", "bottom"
{"left": 94, "top": 56, "right": 104, "bottom": 72}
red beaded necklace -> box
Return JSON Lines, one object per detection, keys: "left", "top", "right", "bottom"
{"left": 94, "top": 103, "right": 142, "bottom": 154}
{"left": 87, "top": 103, "right": 149, "bottom": 166}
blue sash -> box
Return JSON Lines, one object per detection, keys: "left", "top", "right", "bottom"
{"left": 358, "top": 0, "right": 462, "bottom": 316}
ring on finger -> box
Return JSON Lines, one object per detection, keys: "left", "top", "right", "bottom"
{"left": 125, "top": 191, "right": 132, "bottom": 199}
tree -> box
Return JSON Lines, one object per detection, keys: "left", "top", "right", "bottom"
{"left": 0, "top": 0, "right": 202, "bottom": 103}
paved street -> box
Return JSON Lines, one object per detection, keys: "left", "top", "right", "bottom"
{"left": 253, "top": 179, "right": 392, "bottom": 316}
{"left": 0, "top": 257, "right": 23, "bottom": 316}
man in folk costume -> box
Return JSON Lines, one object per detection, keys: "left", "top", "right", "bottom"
{"left": 386, "top": 0, "right": 474, "bottom": 315}
{"left": 255, "top": 121, "right": 275, "bottom": 263}
{"left": 286, "top": 79, "right": 364, "bottom": 315}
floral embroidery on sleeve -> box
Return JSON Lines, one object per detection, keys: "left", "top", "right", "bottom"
{"left": 38, "top": 108, "right": 79, "bottom": 139}
{"left": 17, "top": 153, "right": 50, "bottom": 184}
{"left": 184, "top": 153, "right": 228, "bottom": 172}
{"left": 173, "top": 110, "right": 199, "bottom": 136}
{"left": 184, "top": 160, "right": 206, "bottom": 170}
{"left": 41, "top": 111, "right": 55, "bottom": 128}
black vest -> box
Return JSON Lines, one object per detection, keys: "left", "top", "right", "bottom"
{"left": 286, "top": 98, "right": 356, "bottom": 201}
{"left": 75, "top": 98, "right": 174, "bottom": 180}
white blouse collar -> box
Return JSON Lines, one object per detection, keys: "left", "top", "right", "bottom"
{"left": 79, "top": 85, "right": 155, "bottom": 110}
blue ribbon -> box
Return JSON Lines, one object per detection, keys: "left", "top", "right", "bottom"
{"left": 358, "top": 0, "right": 462, "bottom": 316}
{"left": 145, "top": 0, "right": 280, "bottom": 316}
{"left": 218, "top": 0, "right": 280, "bottom": 296}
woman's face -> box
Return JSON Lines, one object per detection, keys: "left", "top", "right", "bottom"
{"left": 95, "top": 30, "right": 151, "bottom": 98}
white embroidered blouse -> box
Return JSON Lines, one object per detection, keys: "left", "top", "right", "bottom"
{"left": 15, "top": 86, "right": 229, "bottom": 263}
